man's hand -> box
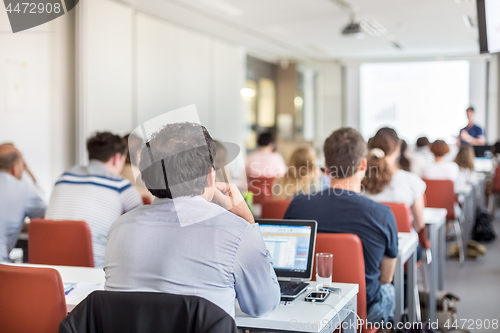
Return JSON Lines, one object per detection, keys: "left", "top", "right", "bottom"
{"left": 212, "top": 182, "right": 255, "bottom": 224}
{"left": 460, "top": 130, "right": 472, "bottom": 142}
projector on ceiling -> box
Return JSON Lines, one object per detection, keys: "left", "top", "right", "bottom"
{"left": 341, "top": 21, "right": 365, "bottom": 39}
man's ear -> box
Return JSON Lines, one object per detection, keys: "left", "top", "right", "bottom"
{"left": 112, "top": 153, "right": 122, "bottom": 166}
{"left": 358, "top": 158, "right": 367, "bottom": 172}
{"left": 207, "top": 168, "right": 216, "bottom": 188}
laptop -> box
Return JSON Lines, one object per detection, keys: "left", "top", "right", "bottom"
{"left": 256, "top": 219, "right": 317, "bottom": 301}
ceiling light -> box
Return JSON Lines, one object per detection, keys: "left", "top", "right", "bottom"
{"left": 360, "top": 19, "right": 388, "bottom": 37}
{"left": 294, "top": 97, "right": 304, "bottom": 106}
{"left": 240, "top": 88, "right": 256, "bottom": 98}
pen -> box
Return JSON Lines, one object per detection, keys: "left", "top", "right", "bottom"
{"left": 65, "top": 287, "right": 74, "bottom": 296}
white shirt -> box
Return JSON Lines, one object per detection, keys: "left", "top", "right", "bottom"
{"left": 104, "top": 196, "right": 280, "bottom": 318}
{"left": 422, "top": 161, "right": 460, "bottom": 185}
{"left": 364, "top": 170, "right": 426, "bottom": 208}
{"left": 246, "top": 151, "right": 286, "bottom": 178}
{"left": 409, "top": 148, "right": 434, "bottom": 177}
{"left": 46, "top": 160, "right": 142, "bottom": 267}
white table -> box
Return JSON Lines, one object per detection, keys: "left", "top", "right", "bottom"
{"left": 8, "top": 263, "right": 105, "bottom": 312}
{"left": 423, "top": 207, "right": 447, "bottom": 324}
{"left": 6, "top": 264, "right": 359, "bottom": 333}
{"left": 236, "top": 282, "right": 359, "bottom": 333}
{"left": 394, "top": 232, "right": 419, "bottom": 325}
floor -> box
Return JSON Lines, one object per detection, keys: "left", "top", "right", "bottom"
{"left": 441, "top": 213, "right": 500, "bottom": 333}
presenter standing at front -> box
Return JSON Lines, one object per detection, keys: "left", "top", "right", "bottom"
{"left": 457, "top": 107, "right": 486, "bottom": 147}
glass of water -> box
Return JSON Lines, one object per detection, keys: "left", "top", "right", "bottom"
{"left": 316, "top": 253, "right": 333, "bottom": 287}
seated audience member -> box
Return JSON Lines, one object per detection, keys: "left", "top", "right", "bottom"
{"left": 422, "top": 140, "right": 460, "bottom": 185}
{"left": 0, "top": 144, "right": 46, "bottom": 262}
{"left": 454, "top": 145, "right": 477, "bottom": 186}
{"left": 104, "top": 122, "right": 280, "bottom": 318}
{"left": 457, "top": 107, "right": 486, "bottom": 147}
{"left": 273, "top": 146, "right": 319, "bottom": 199}
{"left": 46, "top": 132, "right": 142, "bottom": 267}
{"left": 409, "top": 136, "right": 434, "bottom": 177}
{"left": 245, "top": 132, "right": 286, "bottom": 178}
{"left": 399, "top": 140, "right": 411, "bottom": 172}
{"left": 363, "top": 128, "right": 426, "bottom": 233}
{"left": 121, "top": 134, "right": 154, "bottom": 202}
{"left": 284, "top": 128, "right": 398, "bottom": 324}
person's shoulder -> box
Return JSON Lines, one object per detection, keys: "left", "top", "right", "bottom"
{"left": 357, "top": 194, "right": 393, "bottom": 218}
{"left": 396, "top": 169, "right": 423, "bottom": 183}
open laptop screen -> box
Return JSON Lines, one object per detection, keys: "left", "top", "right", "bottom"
{"left": 256, "top": 219, "right": 317, "bottom": 280}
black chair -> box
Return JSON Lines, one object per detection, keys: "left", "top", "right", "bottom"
{"left": 59, "top": 291, "right": 238, "bottom": 333}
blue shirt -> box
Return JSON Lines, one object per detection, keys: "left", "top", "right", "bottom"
{"left": 460, "top": 124, "right": 483, "bottom": 145}
{"left": 284, "top": 188, "right": 398, "bottom": 312}
{"left": 104, "top": 196, "right": 280, "bottom": 318}
{"left": 0, "top": 171, "right": 46, "bottom": 261}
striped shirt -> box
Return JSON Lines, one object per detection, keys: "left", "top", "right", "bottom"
{"left": 46, "top": 160, "right": 142, "bottom": 267}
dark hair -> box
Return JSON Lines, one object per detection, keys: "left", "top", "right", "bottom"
{"left": 257, "top": 132, "right": 275, "bottom": 147}
{"left": 416, "top": 137, "right": 430, "bottom": 148}
{"left": 493, "top": 141, "right": 500, "bottom": 155}
{"left": 466, "top": 106, "right": 475, "bottom": 112}
{"left": 323, "top": 127, "right": 367, "bottom": 179}
{"left": 430, "top": 140, "right": 450, "bottom": 157}
{"left": 123, "top": 134, "right": 143, "bottom": 165}
{"left": 87, "top": 132, "right": 127, "bottom": 162}
{"left": 454, "top": 146, "right": 475, "bottom": 171}
{"left": 139, "top": 122, "right": 216, "bottom": 199}
{"left": 362, "top": 127, "right": 400, "bottom": 194}
{"left": 399, "top": 140, "right": 411, "bottom": 172}
{"left": 0, "top": 152, "right": 20, "bottom": 171}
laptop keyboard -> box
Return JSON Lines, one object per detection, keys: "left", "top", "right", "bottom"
{"left": 279, "top": 281, "right": 309, "bottom": 296}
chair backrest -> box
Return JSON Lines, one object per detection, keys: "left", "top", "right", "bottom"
{"left": 247, "top": 176, "right": 276, "bottom": 204}
{"left": 0, "top": 264, "right": 67, "bottom": 333}
{"left": 29, "top": 219, "right": 94, "bottom": 267}
{"left": 261, "top": 199, "right": 292, "bottom": 219}
{"left": 422, "top": 179, "right": 456, "bottom": 220}
{"left": 381, "top": 202, "right": 412, "bottom": 232}
{"left": 311, "top": 233, "right": 368, "bottom": 323}
{"left": 59, "top": 291, "right": 238, "bottom": 333}
{"left": 142, "top": 195, "right": 153, "bottom": 205}
{"left": 493, "top": 166, "right": 500, "bottom": 193}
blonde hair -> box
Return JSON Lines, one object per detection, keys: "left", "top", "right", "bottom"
{"left": 274, "top": 146, "right": 319, "bottom": 199}
{"left": 454, "top": 146, "right": 475, "bottom": 171}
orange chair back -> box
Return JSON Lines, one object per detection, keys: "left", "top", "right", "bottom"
{"left": 381, "top": 202, "right": 412, "bottom": 233}
{"left": 247, "top": 176, "right": 276, "bottom": 204}
{"left": 142, "top": 196, "right": 153, "bottom": 205}
{"left": 493, "top": 166, "right": 500, "bottom": 193}
{"left": 261, "top": 199, "right": 292, "bottom": 219}
{"left": 312, "top": 233, "right": 368, "bottom": 324}
{"left": 0, "top": 264, "right": 67, "bottom": 333}
{"left": 29, "top": 219, "right": 94, "bottom": 267}
{"left": 422, "top": 179, "right": 456, "bottom": 220}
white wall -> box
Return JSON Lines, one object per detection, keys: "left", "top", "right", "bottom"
{"left": 0, "top": 9, "right": 75, "bottom": 199}
{"left": 315, "top": 62, "right": 343, "bottom": 150}
{"left": 78, "top": 0, "right": 246, "bottom": 163}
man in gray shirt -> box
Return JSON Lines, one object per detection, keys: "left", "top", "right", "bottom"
{"left": 0, "top": 144, "right": 46, "bottom": 262}
{"left": 104, "top": 122, "right": 280, "bottom": 318}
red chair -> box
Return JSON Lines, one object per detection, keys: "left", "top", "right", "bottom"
{"left": 423, "top": 179, "right": 464, "bottom": 263}
{"left": 142, "top": 195, "right": 153, "bottom": 205}
{"left": 261, "top": 199, "right": 292, "bottom": 219}
{"left": 381, "top": 202, "right": 412, "bottom": 232}
{"left": 247, "top": 176, "right": 276, "bottom": 204}
{"left": 0, "top": 264, "right": 67, "bottom": 333}
{"left": 29, "top": 219, "right": 94, "bottom": 267}
{"left": 312, "top": 233, "right": 376, "bottom": 333}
